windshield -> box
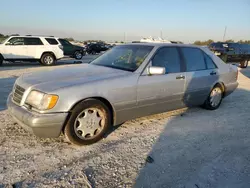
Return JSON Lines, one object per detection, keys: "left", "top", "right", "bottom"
{"left": 90, "top": 45, "right": 153, "bottom": 72}
{"left": 0, "top": 37, "right": 9, "bottom": 44}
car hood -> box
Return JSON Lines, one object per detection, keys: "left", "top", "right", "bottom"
{"left": 18, "top": 64, "right": 131, "bottom": 92}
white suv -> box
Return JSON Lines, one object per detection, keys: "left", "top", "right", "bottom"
{"left": 0, "top": 36, "right": 64, "bottom": 66}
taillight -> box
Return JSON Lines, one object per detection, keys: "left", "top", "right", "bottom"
{"left": 59, "top": 45, "right": 63, "bottom": 50}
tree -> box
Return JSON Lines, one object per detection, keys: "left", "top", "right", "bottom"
{"left": 225, "top": 39, "right": 234, "bottom": 43}
{"left": 64, "top": 37, "right": 74, "bottom": 42}
{"left": 238, "top": 40, "right": 250, "bottom": 44}
{"left": 193, "top": 39, "right": 214, "bottom": 46}
{"left": 194, "top": 40, "right": 202, "bottom": 45}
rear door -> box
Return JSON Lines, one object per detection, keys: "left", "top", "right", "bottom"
{"left": 24, "top": 37, "right": 44, "bottom": 59}
{"left": 137, "top": 47, "right": 186, "bottom": 116}
{"left": 181, "top": 47, "right": 219, "bottom": 106}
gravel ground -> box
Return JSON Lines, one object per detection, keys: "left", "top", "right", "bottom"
{"left": 0, "top": 59, "right": 250, "bottom": 188}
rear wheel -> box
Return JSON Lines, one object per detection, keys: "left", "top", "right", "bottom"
{"left": 64, "top": 99, "right": 111, "bottom": 145}
{"left": 203, "top": 85, "right": 223, "bottom": 110}
{"left": 240, "top": 59, "right": 248, "bottom": 68}
{"left": 74, "top": 51, "right": 83, "bottom": 60}
{"left": 0, "top": 55, "right": 3, "bottom": 66}
{"left": 40, "top": 53, "right": 56, "bottom": 66}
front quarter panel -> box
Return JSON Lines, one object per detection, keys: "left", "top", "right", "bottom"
{"left": 46, "top": 73, "right": 139, "bottom": 118}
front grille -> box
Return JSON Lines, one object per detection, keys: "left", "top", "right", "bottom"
{"left": 12, "top": 84, "right": 25, "bottom": 105}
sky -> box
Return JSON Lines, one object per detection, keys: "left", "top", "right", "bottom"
{"left": 0, "top": 0, "right": 249, "bottom": 43}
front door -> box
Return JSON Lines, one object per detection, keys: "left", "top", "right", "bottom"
{"left": 137, "top": 47, "right": 186, "bottom": 117}
{"left": 181, "top": 47, "right": 219, "bottom": 106}
{"left": 3, "top": 37, "right": 28, "bottom": 59}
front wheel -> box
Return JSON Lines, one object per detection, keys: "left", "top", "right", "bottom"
{"left": 64, "top": 99, "right": 111, "bottom": 145}
{"left": 203, "top": 85, "right": 223, "bottom": 110}
{"left": 240, "top": 59, "right": 249, "bottom": 68}
{"left": 40, "top": 53, "right": 56, "bottom": 66}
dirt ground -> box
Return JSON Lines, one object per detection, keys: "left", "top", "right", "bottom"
{"left": 0, "top": 59, "right": 250, "bottom": 188}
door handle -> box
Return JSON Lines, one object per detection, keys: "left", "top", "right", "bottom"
{"left": 210, "top": 71, "right": 217, "bottom": 75}
{"left": 176, "top": 75, "right": 185, "bottom": 80}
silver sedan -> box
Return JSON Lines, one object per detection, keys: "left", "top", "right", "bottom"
{"left": 7, "top": 43, "right": 238, "bottom": 145}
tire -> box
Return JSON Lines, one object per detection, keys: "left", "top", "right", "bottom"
{"left": 0, "top": 55, "right": 3, "bottom": 66}
{"left": 64, "top": 99, "right": 112, "bottom": 145}
{"left": 74, "top": 51, "right": 83, "bottom": 60}
{"left": 40, "top": 53, "right": 56, "bottom": 66}
{"left": 203, "top": 85, "right": 223, "bottom": 110}
{"left": 240, "top": 59, "right": 248, "bottom": 68}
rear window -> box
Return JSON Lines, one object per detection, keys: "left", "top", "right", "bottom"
{"left": 204, "top": 53, "right": 217, "bottom": 69}
{"left": 181, "top": 47, "right": 206, "bottom": 71}
{"left": 45, "top": 38, "right": 59, "bottom": 45}
{"left": 24, "top": 37, "right": 43, "bottom": 45}
{"left": 58, "top": 39, "right": 71, "bottom": 45}
{"left": 210, "top": 43, "right": 223, "bottom": 48}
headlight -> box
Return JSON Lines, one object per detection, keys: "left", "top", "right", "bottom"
{"left": 25, "top": 90, "right": 58, "bottom": 110}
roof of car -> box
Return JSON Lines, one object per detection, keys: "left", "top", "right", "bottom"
{"left": 120, "top": 42, "right": 200, "bottom": 48}
{"left": 9, "top": 35, "right": 57, "bottom": 38}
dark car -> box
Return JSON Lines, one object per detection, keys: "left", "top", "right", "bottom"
{"left": 209, "top": 42, "right": 250, "bottom": 68}
{"left": 86, "top": 43, "right": 108, "bottom": 54}
{"left": 57, "top": 38, "right": 86, "bottom": 59}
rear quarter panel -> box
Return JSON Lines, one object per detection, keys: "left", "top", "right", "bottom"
{"left": 202, "top": 47, "right": 238, "bottom": 89}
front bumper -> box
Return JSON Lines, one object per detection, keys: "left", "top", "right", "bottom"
{"left": 7, "top": 94, "right": 68, "bottom": 138}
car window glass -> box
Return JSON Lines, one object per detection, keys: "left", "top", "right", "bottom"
{"left": 152, "top": 47, "right": 181, "bottom": 73}
{"left": 24, "top": 37, "right": 43, "bottom": 45}
{"left": 204, "top": 53, "right": 217, "bottom": 69}
{"left": 6, "top": 37, "right": 25, "bottom": 45}
{"left": 182, "top": 47, "right": 206, "bottom": 71}
{"left": 59, "top": 39, "right": 71, "bottom": 45}
{"left": 45, "top": 38, "right": 59, "bottom": 45}
{"left": 91, "top": 45, "right": 153, "bottom": 72}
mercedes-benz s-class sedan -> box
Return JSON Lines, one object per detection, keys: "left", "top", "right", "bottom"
{"left": 7, "top": 43, "right": 238, "bottom": 145}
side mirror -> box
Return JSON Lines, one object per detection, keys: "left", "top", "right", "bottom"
{"left": 147, "top": 66, "right": 166, "bottom": 75}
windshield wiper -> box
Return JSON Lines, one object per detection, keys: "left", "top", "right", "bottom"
{"left": 93, "top": 64, "right": 134, "bottom": 72}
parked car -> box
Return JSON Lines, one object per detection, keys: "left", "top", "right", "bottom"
{"left": 7, "top": 43, "right": 238, "bottom": 145}
{"left": 86, "top": 43, "right": 108, "bottom": 54}
{"left": 57, "top": 38, "right": 86, "bottom": 60}
{"left": 209, "top": 42, "right": 250, "bottom": 68}
{"left": 0, "top": 36, "right": 64, "bottom": 66}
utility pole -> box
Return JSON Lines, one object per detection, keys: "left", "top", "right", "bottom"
{"left": 223, "top": 26, "right": 227, "bottom": 42}
{"left": 160, "top": 30, "right": 163, "bottom": 39}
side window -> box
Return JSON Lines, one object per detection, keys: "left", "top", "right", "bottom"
{"left": 6, "top": 37, "right": 25, "bottom": 45}
{"left": 24, "top": 38, "right": 43, "bottom": 45}
{"left": 181, "top": 48, "right": 206, "bottom": 71}
{"left": 204, "top": 53, "right": 217, "bottom": 69}
{"left": 152, "top": 47, "right": 181, "bottom": 73}
{"left": 45, "top": 38, "right": 59, "bottom": 45}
